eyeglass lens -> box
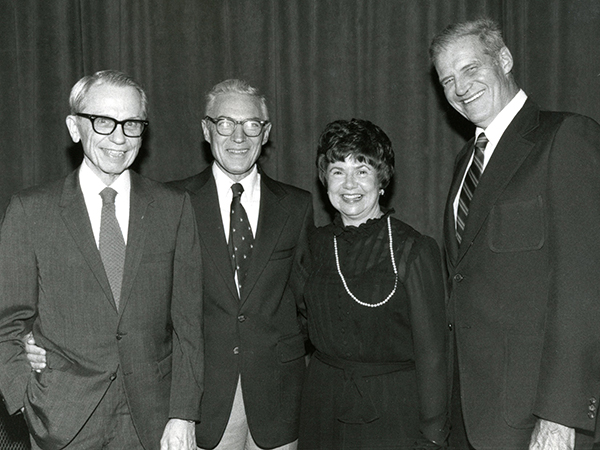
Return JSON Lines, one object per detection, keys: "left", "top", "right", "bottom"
{"left": 92, "top": 116, "right": 145, "bottom": 137}
{"left": 216, "top": 118, "right": 263, "bottom": 137}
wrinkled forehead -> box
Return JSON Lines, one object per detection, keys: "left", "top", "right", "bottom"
{"left": 81, "top": 84, "right": 144, "bottom": 118}
{"left": 209, "top": 93, "right": 266, "bottom": 120}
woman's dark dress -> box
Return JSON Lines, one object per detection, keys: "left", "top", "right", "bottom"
{"left": 298, "top": 212, "right": 448, "bottom": 450}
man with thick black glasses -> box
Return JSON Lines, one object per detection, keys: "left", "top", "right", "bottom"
{"left": 0, "top": 70, "right": 204, "bottom": 450}
{"left": 172, "top": 79, "right": 313, "bottom": 450}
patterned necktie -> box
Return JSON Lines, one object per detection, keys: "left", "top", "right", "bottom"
{"left": 99, "top": 187, "right": 126, "bottom": 309}
{"left": 456, "top": 133, "right": 488, "bottom": 245}
{"left": 229, "top": 183, "right": 254, "bottom": 294}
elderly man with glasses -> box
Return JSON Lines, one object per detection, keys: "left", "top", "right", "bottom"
{"left": 171, "top": 79, "right": 313, "bottom": 450}
{"left": 0, "top": 70, "right": 204, "bottom": 450}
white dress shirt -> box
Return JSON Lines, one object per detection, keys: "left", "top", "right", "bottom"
{"left": 453, "top": 89, "right": 528, "bottom": 226}
{"left": 79, "top": 160, "right": 131, "bottom": 246}
{"left": 212, "top": 163, "right": 261, "bottom": 242}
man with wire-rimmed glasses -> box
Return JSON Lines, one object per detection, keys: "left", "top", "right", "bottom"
{"left": 172, "top": 79, "right": 313, "bottom": 450}
{"left": 0, "top": 69, "right": 204, "bottom": 450}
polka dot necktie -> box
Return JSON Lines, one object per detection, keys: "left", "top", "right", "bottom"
{"left": 456, "top": 133, "right": 488, "bottom": 245}
{"left": 99, "top": 187, "right": 126, "bottom": 309}
{"left": 229, "top": 183, "right": 254, "bottom": 294}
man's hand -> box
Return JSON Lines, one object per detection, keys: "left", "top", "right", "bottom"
{"left": 160, "top": 418, "right": 196, "bottom": 450}
{"left": 529, "top": 419, "right": 575, "bottom": 450}
{"left": 23, "top": 332, "right": 46, "bottom": 372}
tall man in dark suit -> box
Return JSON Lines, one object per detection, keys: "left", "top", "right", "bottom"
{"left": 0, "top": 70, "right": 203, "bottom": 450}
{"left": 173, "top": 79, "right": 313, "bottom": 450}
{"left": 430, "top": 19, "right": 600, "bottom": 450}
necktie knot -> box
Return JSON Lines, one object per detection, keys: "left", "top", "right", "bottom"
{"left": 231, "top": 183, "right": 244, "bottom": 198}
{"left": 475, "top": 133, "right": 489, "bottom": 151}
{"left": 100, "top": 187, "right": 118, "bottom": 205}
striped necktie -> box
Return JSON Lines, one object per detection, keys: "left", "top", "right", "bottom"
{"left": 456, "top": 133, "right": 488, "bottom": 245}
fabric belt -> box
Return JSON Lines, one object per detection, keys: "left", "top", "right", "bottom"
{"left": 314, "top": 351, "right": 415, "bottom": 424}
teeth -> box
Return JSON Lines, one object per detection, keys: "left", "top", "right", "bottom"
{"left": 105, "top": 150, "right": 125, "bottom": 157}
{"left": 464, "top": 91, "right": 483, "bottom": 104}
{"left": 343, "top": 194, "right": 362, "bottom": 200}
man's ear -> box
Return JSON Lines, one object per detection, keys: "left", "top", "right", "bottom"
{"left": 261, "top": 122, "right": 272, "bottom": 146}
{"left": 498, "top": 46, "right": 514, "bottom": 74}
{"left": 201, "top": 119, "right": 212, "bottom": 144}
{"left": 65, "top": 115, "right": 81, "bottom": 143}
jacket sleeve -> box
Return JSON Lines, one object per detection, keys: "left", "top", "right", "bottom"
{"left": 0, "top": 195, "right": 39, "bottom": 414}
{"left": 534, "top": 114, "right": 600, "bottom": 433}
{"left": 168, "top": 192, "right": 204, "bottom": 421}
{"left": 405, "top": 235, "right": 450, "bottom": 445}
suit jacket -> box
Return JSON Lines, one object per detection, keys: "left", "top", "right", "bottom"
{"left": 444, "top": 99, "right": 600, "bottom": 448}
{"left": 172, "top": 166, "right": 313, "bottom": 449}
{"left": 0, "top": 170, "right": 204, "bottom": 450}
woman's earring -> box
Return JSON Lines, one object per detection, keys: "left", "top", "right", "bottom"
{"left": 379, "top": 189, "right": 385, "bottom": 196}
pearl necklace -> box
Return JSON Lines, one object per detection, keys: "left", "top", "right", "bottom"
{"left": 333, "top": 215, "right": 398, "bottom": 308}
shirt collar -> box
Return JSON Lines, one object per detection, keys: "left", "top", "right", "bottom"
{"left": 477, "top": 89, "right": 527, "bottom": 146}
{"left": 212, "top": 163, "right": 260, "bottom": 200}
{"left": 79, "top": 160, "right": 131, "bottom": 197}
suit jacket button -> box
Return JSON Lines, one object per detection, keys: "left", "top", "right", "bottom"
{"left": 453, "top": 274, "right": 464, "bottom": 282}
{"left": 110, "top": 373, "right": 117, "bottom": 381}
{"left": 116, "top": 333, "right": 122, "bottom": 340}
{"left": 590, "top": 397, "right": 597, "bottom": 405}
{"left": 233, "top": 347, "right": 240, "bottom": 355}
{"left": 237, "top": 315, "right": 246, "bottom": 322}
{"left": 448, "top": 323, "right": 453, "bottom": 331}
{"left": 588, "top": 412, "right": 596, "bottom": 419}
{"left": 589, "top": 404, "right": 596, "bottom": 412}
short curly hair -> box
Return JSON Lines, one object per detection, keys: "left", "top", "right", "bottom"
{"left": 316, "top": 118, "right": 395, "bottom": 189}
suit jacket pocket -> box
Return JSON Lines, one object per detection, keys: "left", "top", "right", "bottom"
{"left": 277, "top": 333, "right": 306, "bottom": 363}
{"left": 141, "top": 250, "right": 174, "bottom": 264}
{"left": 489, "top": 196, "right": 545, "bottom": 252}
{"left": 503, "top": 333, "right": 543, "bottom": 429}
{"left": 270, "top": 247, "right": 295, "bottom": 261}
{"left": 24, "top": 365, "right": 108, "bottom": 450}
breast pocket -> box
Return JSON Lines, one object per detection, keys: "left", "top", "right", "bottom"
{"left": 489, "top": 196, "right": 545, "bottom": 252}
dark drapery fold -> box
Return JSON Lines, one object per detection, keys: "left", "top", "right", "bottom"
{"left": 3, "top": 0, "right": 599, "bottom": 235}
{"left": 0, "top": 1, "right": 599, "bottom": 443}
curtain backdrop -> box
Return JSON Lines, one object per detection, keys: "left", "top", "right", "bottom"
{"left": 0, "top": 0, "right": 599, "bottom": 444}
{"left": 3, "top": 0, "right": 600, "bottom": 237}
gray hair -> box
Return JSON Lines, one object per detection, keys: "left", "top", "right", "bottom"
{"left": 69, "top": 70, "right": 148, "bottom": 118}
{"left": 429, "top": 18, "right": 507, "bottom": 66}
{"left": 205, "top": 79, "right": 269, "bottom": 119}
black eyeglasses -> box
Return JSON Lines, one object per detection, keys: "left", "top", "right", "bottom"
{"left": 204, "top": 116, "right": 269, "bottom": 137}
{"left": 76, "top": 113, "right": 149, "bottom": 138}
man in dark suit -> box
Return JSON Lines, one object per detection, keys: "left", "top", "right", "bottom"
{"left": 430, "top": 19, "right": 600, "bottom": 450}
{"left": 172, "top": 79, "right": 313, "bottom": 450}
{"left": 0, "top": 70, "right": 203, "bottom": 450}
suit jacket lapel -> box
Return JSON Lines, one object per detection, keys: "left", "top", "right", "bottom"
{"left": 119, "top": 172, "right": 152, "bottom": 314}
{"left": 186, "top": 168, "right": 238, "bottom": 300}
{"left": 455, "top": 100, "right": 540, "bottom": 264}
{"left": 240, "top": 172, "right": 289, "bottom": 304}
{"left": 59, "top": 170, "right": 116, "bottom": 310}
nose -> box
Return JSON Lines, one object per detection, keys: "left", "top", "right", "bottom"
{"left": 231, "top": 124, "right": 247, "bottom": 143}
{"left": 109, "top": 124, "right": 127, "bottom": 144}
{"left": 454, "top": 75, "right": 471, "bottom": 97}
{"left": 342, "top": 173, "right": 357, "bottom": 189}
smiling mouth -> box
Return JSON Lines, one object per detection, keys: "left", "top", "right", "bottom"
{"left": 103, "top": 149, "right": 127, "bottom": 158}
{"left": 227, "top": 148, "right": 249, "bottom": 155}
{"left": 463, "top": 90, "right": 484, "bottom": 104}
{"left": 342, "top": 194, "right": 363, "bottom": 202}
